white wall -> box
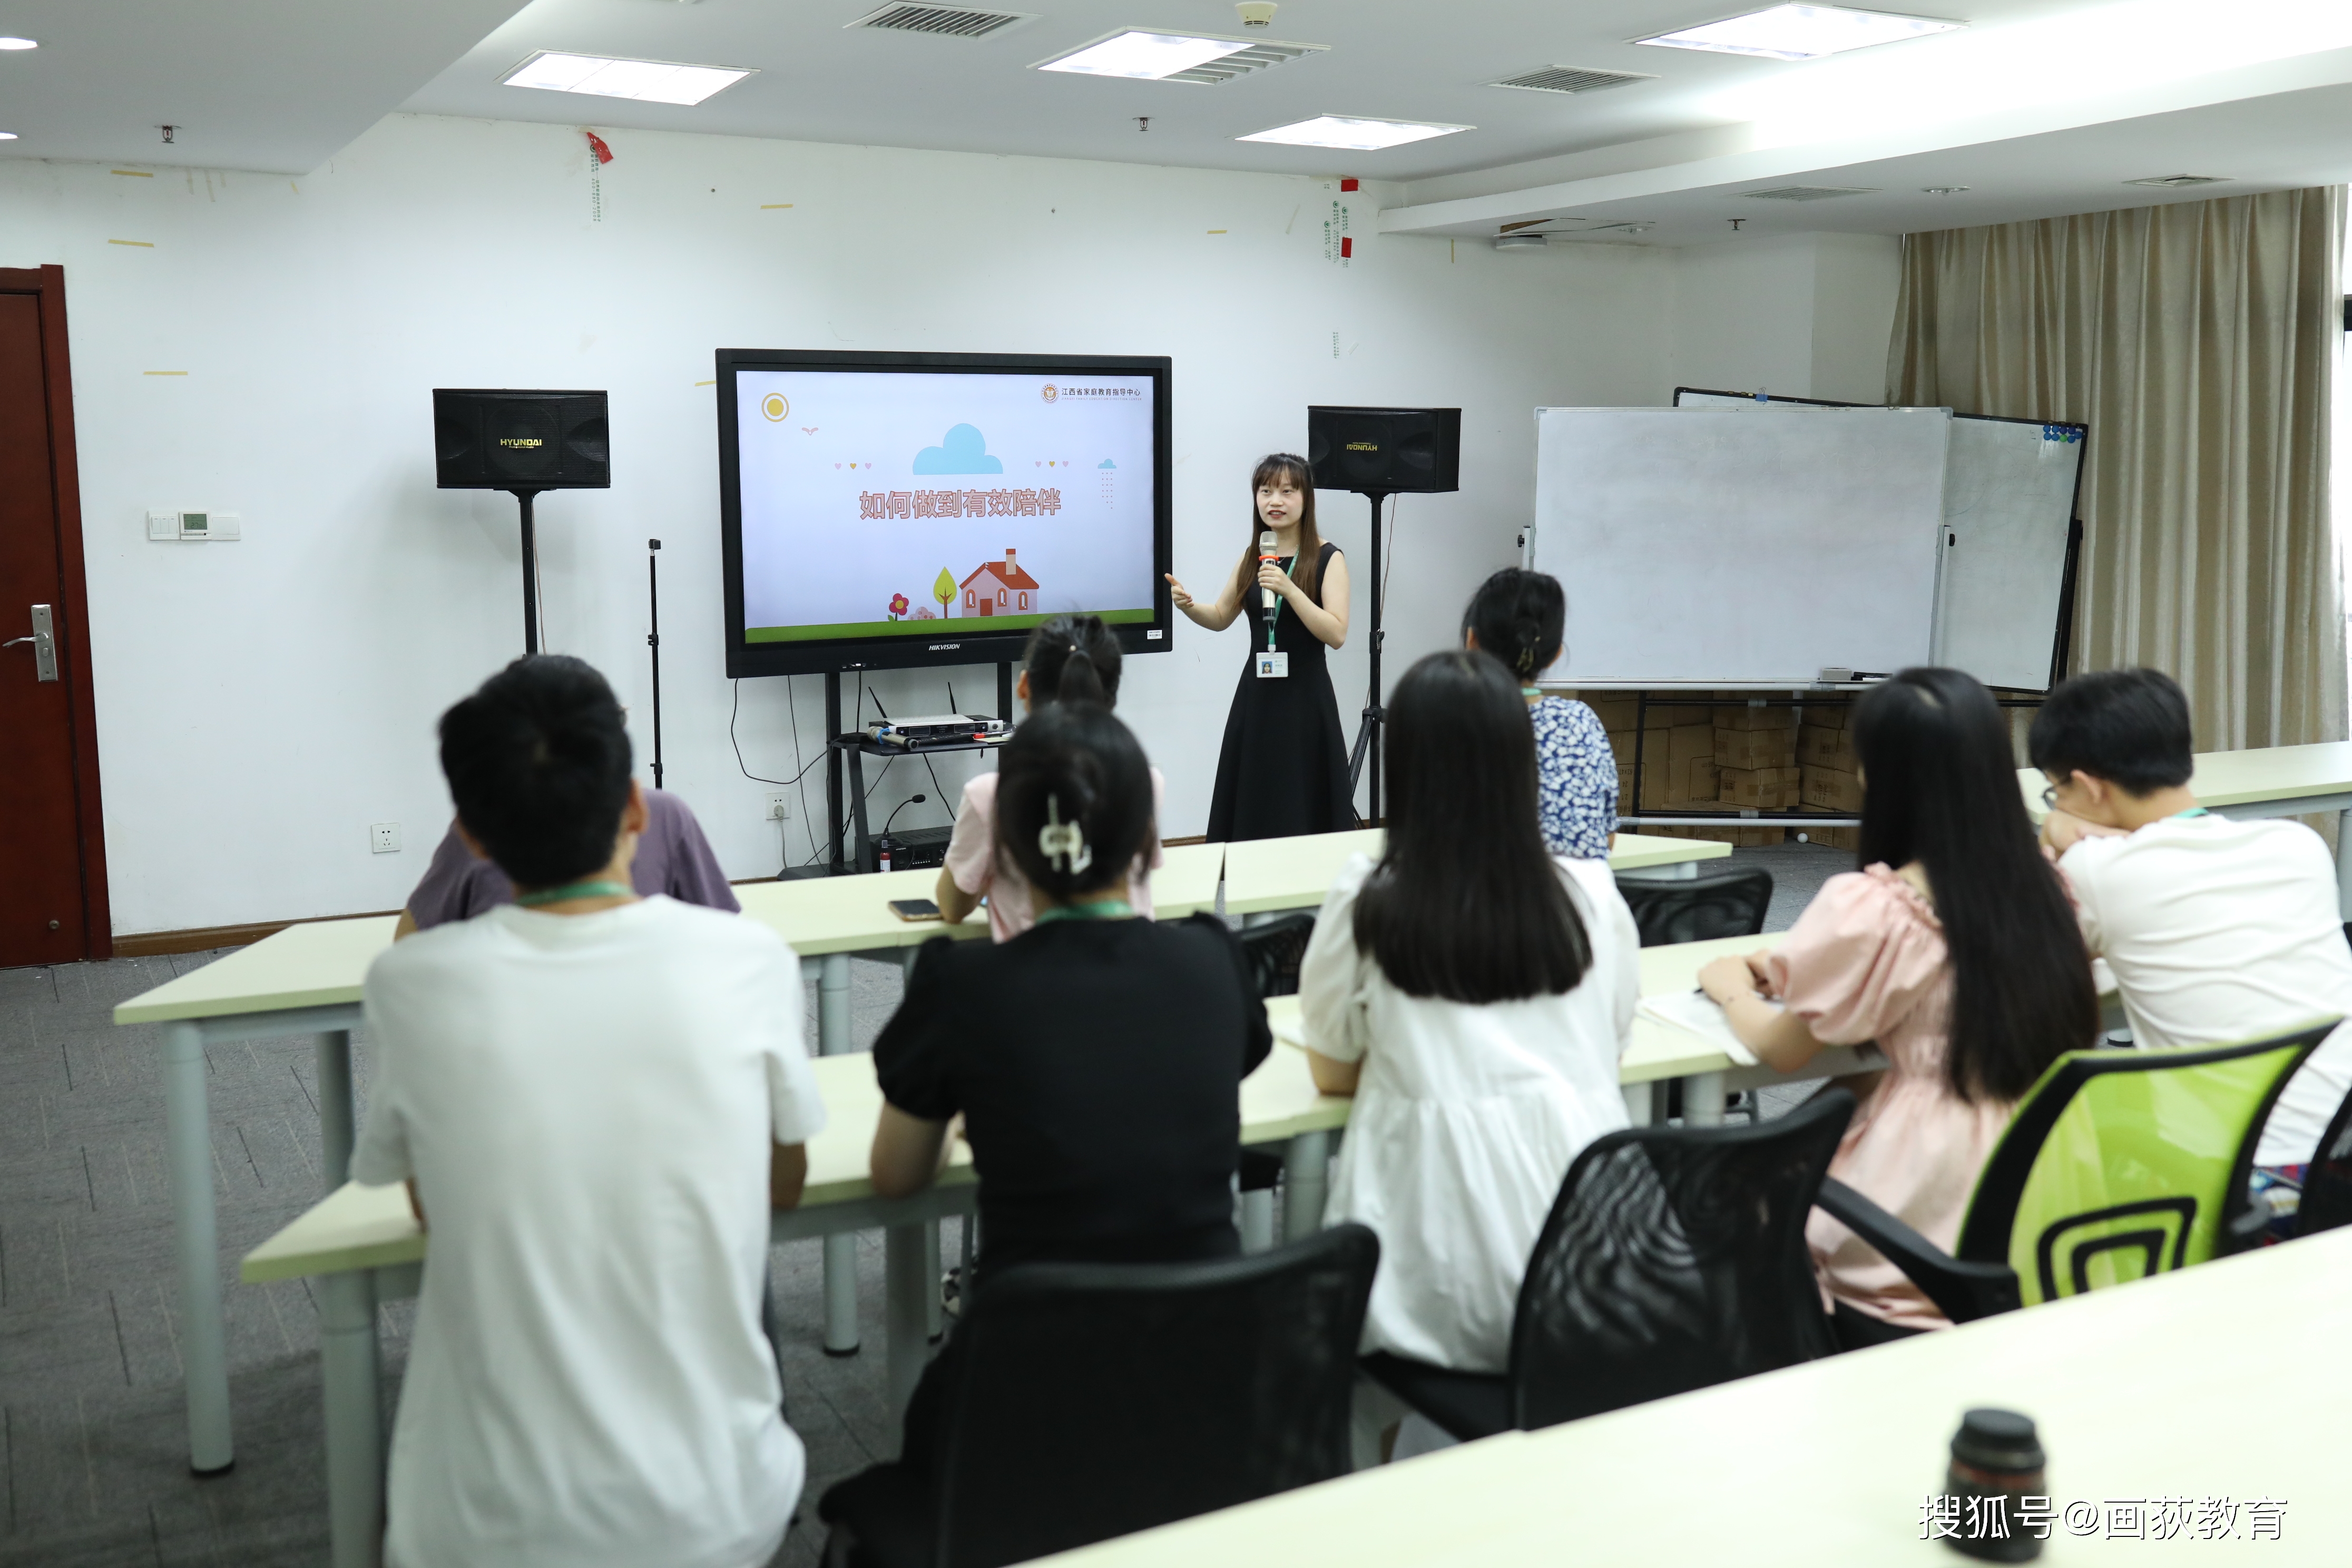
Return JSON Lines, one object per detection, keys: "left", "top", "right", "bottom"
{"left": 0, "top": 114, "right": 1677, "bottom": 935}
{"left": 1664, "top": 231, "right": 1902, "bottom": 404}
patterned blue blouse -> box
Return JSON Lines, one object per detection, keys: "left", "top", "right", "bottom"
{"left": 1530, "top": 697, "right": 1618, "bottom": 859}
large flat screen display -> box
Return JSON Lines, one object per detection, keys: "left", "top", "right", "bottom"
{"left": 718, "top": 349, "right": 1173, "bottom": 678}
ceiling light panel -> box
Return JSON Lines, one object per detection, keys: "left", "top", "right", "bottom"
{"left": 1238, "top": 115, "right": 1469, "bottom": 150}
{"left": 501, "top": 51, "right": 754, "bottom": 105}
{"left": 1636, "top": 5, "right": 1962, "bottom": 61}
{"left": 0, "top": 36, "right": 38, "bottom": 49}
{"left": 1034, "top": 30, "right": 1323, "bottom": 81}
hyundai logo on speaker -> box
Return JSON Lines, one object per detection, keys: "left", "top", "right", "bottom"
{"left": 433, "top": 389, "right": 611, "bottom": 490}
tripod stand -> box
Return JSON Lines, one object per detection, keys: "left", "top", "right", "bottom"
{"left": 505, "top": 487, "right": 548, "bottom": 654}
{"left": 1343, "top": 490, "right": 1391, "bottom": 824}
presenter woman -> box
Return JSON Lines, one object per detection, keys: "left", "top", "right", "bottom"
{"left": 1167, "top": 453, "right": 1354, "bottom": 839}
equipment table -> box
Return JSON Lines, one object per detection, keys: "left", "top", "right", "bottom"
{"left": 1221, "top": 829, "right": 1731, "bottom": 918}
{"left": 1037, "top": 1221, "right": 2352, "bottom": 1567}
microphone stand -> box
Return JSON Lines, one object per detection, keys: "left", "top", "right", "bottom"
{"left": 646, "top": 538, "right": 664, "bottom": 790}
{"left": 505, "top": 487, "right": 549, "bottom": 653}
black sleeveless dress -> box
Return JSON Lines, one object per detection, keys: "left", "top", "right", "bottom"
{"left": 1206, "top": 542, "right": 1355, "bottom": 840}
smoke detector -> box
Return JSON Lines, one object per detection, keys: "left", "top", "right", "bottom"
{"left": 2125, "top": 173, "right": 2230, "bottom": 188}
{"left": 1236, "top": 2, "right": 1276, "bottom": 26}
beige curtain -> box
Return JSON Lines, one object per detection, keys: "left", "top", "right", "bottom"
{"left": 1887, "top": 186, "right": 2346, "bottom": 756}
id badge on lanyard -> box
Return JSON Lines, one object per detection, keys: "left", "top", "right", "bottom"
{"left": 1256, "top": 650, "right": 1290, "bottom": 679}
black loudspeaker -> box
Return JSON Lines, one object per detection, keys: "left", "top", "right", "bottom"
{"left": 1306, "top": 406, "right": 1461, "bottom": 495}
{"left": 433, "top": 389, "right": 611, "bottom": 489}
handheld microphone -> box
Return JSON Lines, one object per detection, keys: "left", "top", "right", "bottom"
{"left": 1259, "top": 530, "right": 1280, "bottom": 641}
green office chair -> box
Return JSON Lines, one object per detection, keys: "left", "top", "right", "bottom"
{"left": 1814, "top": 1023, "right": 2335, "bottom": 1325}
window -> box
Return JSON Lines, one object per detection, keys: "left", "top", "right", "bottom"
{"left": 1018, "top": 591, "right": 1030, "bottom": 610}
{"left": 998, "top": 587, "right": 1007, "bottom": 605}
{"left": 965, "top": 589, "right": 975, "bottom": 609}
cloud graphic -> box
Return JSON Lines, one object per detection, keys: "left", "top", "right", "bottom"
{"left": 912, "top": 424, "right": 1003, "bottom": 476}
{"left": 1099, "top": 458, "right": 1116, "bottom": 468}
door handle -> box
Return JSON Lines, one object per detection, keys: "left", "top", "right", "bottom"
{"left": 8, "top": 605, "right": 58, "bottom": 681}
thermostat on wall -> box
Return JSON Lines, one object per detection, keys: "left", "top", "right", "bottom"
{"left": 148, "top": 509, "right": 240, "bottom": 540}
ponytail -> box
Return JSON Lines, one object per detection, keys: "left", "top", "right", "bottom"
{"left": 1462, "top": 569, "right": 1566, "bottom": 681}
{"left": 1022, "top": 613, "right": 1123, "bottom": 708}
{"left": 995, "top": 703, "right": 1155, "bottom": 901}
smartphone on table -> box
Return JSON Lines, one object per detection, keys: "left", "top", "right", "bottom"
{"left": 889, "top": 898, "right": 943, "bottom": 923}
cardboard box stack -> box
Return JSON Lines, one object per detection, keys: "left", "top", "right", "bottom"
{"left": 1565, "top": 692, "right": 1797, "bottom": 847}
{"left": 1797, "top": 704, "right": 1862, "bottom": 851}
{"left": 1590, "top": 696, "right": 1718, "bottom": 811}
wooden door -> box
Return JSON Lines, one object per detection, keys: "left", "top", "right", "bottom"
{"left": 0, "top": 267, "right": 109, "bottom": 965}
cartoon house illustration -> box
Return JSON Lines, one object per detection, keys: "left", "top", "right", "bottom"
{"left": 959, "top": 548, "right": 1040, "bottom": 616}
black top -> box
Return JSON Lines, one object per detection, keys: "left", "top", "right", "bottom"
{"left": 1206, "top": 541, "right": 1355, "bottom": 841}
{"left": 874, "top": 913, "right": 1273, "bottom": 1280}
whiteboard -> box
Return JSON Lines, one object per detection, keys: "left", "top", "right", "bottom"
{"left": 1530, "top": 407, "right": 1951, "bottom": 684}
{"left": 1674, "top": 390, "right": 2084, "bottom": 690}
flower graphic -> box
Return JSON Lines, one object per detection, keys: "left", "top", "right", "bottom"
{"left": 888, "top": 592, "right": 910, "bottom": 622}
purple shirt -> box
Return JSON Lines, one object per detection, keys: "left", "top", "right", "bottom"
{"left": 404, "top": 788, "right": 741, "bottom": 930}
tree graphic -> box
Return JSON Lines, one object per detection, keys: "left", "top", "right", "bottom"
{"left": 933, "top": 566, "right": 956, "bottom": 619}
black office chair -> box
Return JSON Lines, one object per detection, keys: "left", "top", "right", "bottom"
{"left": 821, "top": 1225, "right": 1380, "bottom": 1568}
{"left": 2294, "top": 1083, "right": 2352, "bottom": 1237}
{"left": 1615, "top": 866, "right": 1775, "bottom": 948}
{"left": 1361, "top": 1087, "right": 1853, "bottom": 1442}
{"left": 1236, "top": 912, "right": 1317, "bottom": 997}
{"left": 1234, "top": 914, "right": 1318, "bottom": 1229}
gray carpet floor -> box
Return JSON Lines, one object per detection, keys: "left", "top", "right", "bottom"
{"left": 0, "top": 842, "right": 1843, "bottom": 1566}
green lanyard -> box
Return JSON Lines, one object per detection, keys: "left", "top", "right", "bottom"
{"left": 1522, "top": 687, "right": 1543, "bottom": 699}
{"left": 513, "top": 879, "right": 633, "bottom": 907}
{"left": 1266, "top": 556, "right": 1293, "bottom": 650}
{"left": 1035, "top": 899, "right": 1135, "bottom": 925}
{"left": 2173, "top": 807, "right": 2209, "bottom": 819}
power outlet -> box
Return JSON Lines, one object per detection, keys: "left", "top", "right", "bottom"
{"left": 767, "top": 793, "right": 793, "bottom": 821}
{"left": 370, "top": 822, "right": 401, "bottom": 854}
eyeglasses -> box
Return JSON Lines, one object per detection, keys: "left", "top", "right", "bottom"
{"left": 2040, "top": 784, "right": 2057, "bottom": 810}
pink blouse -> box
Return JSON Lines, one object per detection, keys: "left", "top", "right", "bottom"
{"left": 1769, "top": 866, "right": 2015, "bottom": 1332}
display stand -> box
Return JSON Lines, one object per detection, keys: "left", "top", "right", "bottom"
{"left": 800, "top": 662, "right": 1017, "bottom": 877}
{"left": 1341, "top": 491, "right": 1390, "bottom": 825}
{"left": 505, "top": 487, "right": 546, "bottom": 654}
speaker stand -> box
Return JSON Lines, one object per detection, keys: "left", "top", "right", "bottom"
{"left": 504, "top": 487, "right": 548, "bottom": 654}
{"left": 1344, "top": 489, "right": 1392, "bottom": 825}
{"left": 646, "top": 538, "right": 665, "bottom": 790}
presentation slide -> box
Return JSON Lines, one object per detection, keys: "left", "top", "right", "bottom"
{"left": 736, "top": 369, "right": 1158, "bottom": 643}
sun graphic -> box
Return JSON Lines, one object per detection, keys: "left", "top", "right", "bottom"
{"left": 761, "top": 393, "right": 790, "bottom": 422}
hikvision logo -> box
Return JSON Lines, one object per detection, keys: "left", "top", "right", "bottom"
{"left": 928, "top": 642, "right": 962, "bottom": 651}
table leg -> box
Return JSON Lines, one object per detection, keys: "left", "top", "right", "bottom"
{"left": 924, "top": 1221, "right": 943, "bottom": 1342}
{"left": 1282, "top": 1131, "right": 1330, "bottom": 1243}
{"left": 1683, "top": 1072, "right": 1727, "bottom": 1126}
{"left": 318, "top": 1270, "right": 383, "bottom": 1568}
{"left": 2338, "top": 809, "right": 2352, "bottom": 920}
{"left": 884, "top": 1222, "right": 929, "bottom": 1421}
{"left": 818, "top": 953, "right": 860, "bottom": 1357}
{"left": 162, "top": 1021, "right": 234, "bottom": 1475}
{"left": 1621, "top": 1081, "right": 1654, "bottom": 1126}
{"left": 316, "top": 1031, "right": 356, "bottom": 1189}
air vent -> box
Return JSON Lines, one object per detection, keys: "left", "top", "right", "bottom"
{"left": 1489, "top": 66, "right": 1655, "bottom": 94}
{"left": 1738, "top": 185, "right": 1878, "bottom": 201}
{"left": 846, "top": 3, "right": 1034, "bottom": 39}
{"left": 1165, "top": 38, "right": 1326, "bottom": 84}
{"left": 2125, "top": 173, "right": 2230, "bottom": 188}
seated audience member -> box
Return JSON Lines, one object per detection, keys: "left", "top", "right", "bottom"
{"left": 1461, "top": 568, "right": 1616, "bottom": 858}
{"left": 1301, "top": 650, "right": 1641, "bottom": 1381}
{"left": 1700, "top": 668, "right": 2097, "bottom": 1347}
{"left": 822, "top": 700, "right": 1268, "bottom": 1521}
{"left": 2033, "top": 667, "right": 2352, "bottom": 1231}
{"left": 937, "top": 613, "right": 1165, "bottom": 939}
{"left": 352, "top": 654, "right": 825, "bottom": 1568}
{"left": 397, "top": 782, "right": 738, "bottom": 936}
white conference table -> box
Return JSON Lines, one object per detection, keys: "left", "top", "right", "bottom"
{"left": 240, "top": 927, "right": 1875, "bottom": 1568}
{"left": 1038, "top": 1222, "right": 2352, "bottom": 1568}
{"left": 1223, "top": 829, "right": 1728, "bottom": 917}
{"left": 2018, "top": 740, "right": 2352, "bottom": 917}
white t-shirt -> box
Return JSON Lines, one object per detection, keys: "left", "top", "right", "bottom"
{"left": 2062, "top": 814, "right": 2352, "bottom": 1168}
{"left": 944, "top": 767, "right": 1167, "bottom": 943}
{"left": 1301, "top": 854, "right": 1640, "bottom": 1370}
{"left": 352, "top": 897, "right": 827, "bottom": 1568}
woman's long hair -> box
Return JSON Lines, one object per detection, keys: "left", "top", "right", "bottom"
{"left": 994, "top": 702, "right": 1156, "bottom": 903}
{"left": 1462, "top": 569, "right": 1566, "bottom": 682}
{"left": 1852, "top": 668, "right": 2098, "bottom": 1102}
{"left": 1227, "top": 453, "right": 1325, "bottom": 602}
{"left": 1353, "top": 651, "right": 1591, "bottom": 1002}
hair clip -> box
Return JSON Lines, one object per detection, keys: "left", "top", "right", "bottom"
{"left": 1037, "top": 792, "right": 1093, "bottom": 875}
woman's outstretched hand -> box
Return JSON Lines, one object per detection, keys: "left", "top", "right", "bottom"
{"left": 1164, "top": 572, "right": 1195, "bottom": 610}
